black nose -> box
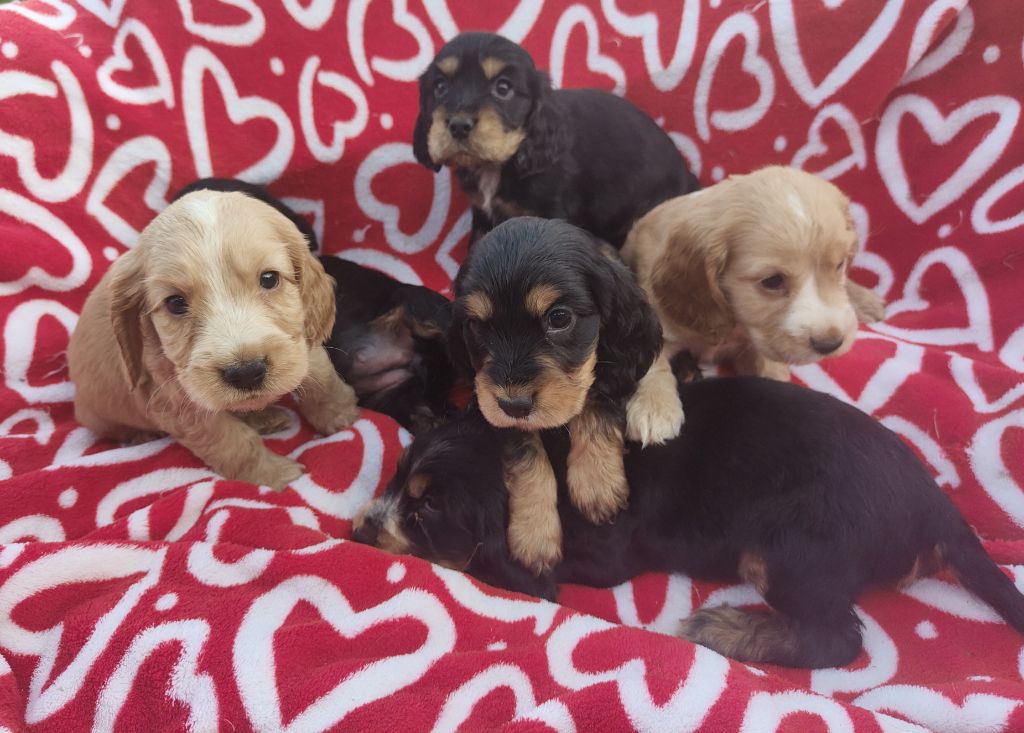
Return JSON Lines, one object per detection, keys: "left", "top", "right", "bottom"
{"left": 221, "top": 358, "right": 267, "bottom": 391}
{"left": 352, "top": 518, "right": 379, "bottom": 546}
{"left": 810, "top": 336, "right": 844, "bottom": 355}
{"left": 447, "top": 115, "right": 474, "bottom": 140}
{"left": 498, "top": 394, "right": 534, "bottom": 419}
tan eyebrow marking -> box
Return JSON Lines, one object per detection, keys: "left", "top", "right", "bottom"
{"left": 481, "top": 57, "right": 506, "bottom": 80}
{"left": 436, "top": 56, "right": 459, "bottom": 75}
{"left": 525, "top": 284, "right": 561, "bottom": 318}
{"left": 463, "top": 291, "right": 493, "bottom": 321}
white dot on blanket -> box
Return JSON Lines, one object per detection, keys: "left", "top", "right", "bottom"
{"left": 79, "top": 45, "right": 91, "bottom": 58}
{"left": 487, "top": 641, "right": 507, "bottom": 651}
{"left": 712, "top": 166, "right": 725, "bottom": 182}
{"left": 2, "top": 42, "right": 18, "bottom": 59}
{"left": 938, "top": 224, "right": 952, "bottom": 238}
{"left": 970, "top": 675, "right": 994, "bottom": 682}
{"left": 983, "top": 45, "right": 1000, "bottom": 64}
{"left": 773, "top": 136, "right": 787, "bottom": 152}
{"left": 155, "top": 593, "right": 178, "bottom": 611}
{"left": 103, "top": 247, "right": 119, "bottom": 261}
{"left": 58, "top": 488, "right": 78, "bottom": 509}
{"left": 106, "top": 114, "right": 121, "bottom": 131}
{"left": 270, "top": 57, "right": 284, "bottom": 75}
{"left": 744, "top": 665, "right": 767, "bottom": 677}
{"left": 380, "top": 113, "right": 394, "bottom": 130}
{"left": 387, "top": 562, "right": 406, "bottom": 583}
{"left": 915, "top": 620, "right": 937, "bottom": 639}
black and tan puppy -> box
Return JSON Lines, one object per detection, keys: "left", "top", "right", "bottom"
{"left": 413, "top": 32, "right": 700, "bottom": 247}
{"left": 174, "top": 179, "right": 457, "bottom": 433}
{"left": 354, "top": 375, "right": 1024, "bottom": 669}
{"left": 449, "top": 216, "right": 661, "bottom": 574}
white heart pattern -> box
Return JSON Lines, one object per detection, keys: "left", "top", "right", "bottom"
{"left": 96, "top": 18, "right": 175, "bottom": 108}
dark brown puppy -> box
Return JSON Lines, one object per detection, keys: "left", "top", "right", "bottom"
{"left": 413, "top": 32, "right": 700, "bottom": 247}
{"left": 448, "top": 216, "right": 661, "bottom": 575}
{"left": 173, "top": 179, "right": 457, "bottom": 433}
{"left": 354, "top": 373, "right": 1024, "bottom": 669}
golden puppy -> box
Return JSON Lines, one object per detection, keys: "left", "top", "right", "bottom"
{"left": 621, "top": 166, "right": 885, "bottom": 446}
{"left": 68, "top": 190, "right": 360, "bottom": 489}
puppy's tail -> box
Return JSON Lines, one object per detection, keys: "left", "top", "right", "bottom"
{"left": 943, "top": 530, "right": 1024, "bottom": 634}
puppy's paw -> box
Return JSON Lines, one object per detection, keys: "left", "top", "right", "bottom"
{"left": 626, "top": 387, "right": 684, "bottom": 446}
{"left": 234, "top": 450, "right": 304, "bottom": 492}
{"left": 847, "top": 282, "right": 886, "bottom": 324}
{"left": 508, "top": 508, "right": 562, "bottom": 576}
{"left": 238, "top": 406, "right": 292, "bottom": 435}
{"left": 567, "top": 458, "right": 629, "bottom": 524}
{"left": 300, "top": 375, "right": 360, "bottom": 435}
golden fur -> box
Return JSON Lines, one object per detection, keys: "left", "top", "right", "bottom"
{"left": 67, "top": 190, "right": 359, "bottom": 490}
{"left": 566, "top": 402, "right": 628, "bottom": 523}
{"left": 427, "top": 106, "right": 526, "bottom": 167}
{"left": 504, "top": 432, "right": 562, "bottom": 573}
{"left": 622, "top": 166, "right": 886, "bottom": 444}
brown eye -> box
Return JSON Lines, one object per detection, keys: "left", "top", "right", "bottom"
{"left": 165, "top": 295, "right": 188, "bottom": 316}
{"left": 760, "top": 274, "right": 786, "bottom": 291}
{"left": 546, "top": 307, "right": 573, "bottom": 332}
{"left": 493, "top": 78, "right": 513, "bottom": 100}
{"left": 260, "top": 271, "right": 280, "bottom": 290}
{"left": 433, "top": 77, "right": 449, "bottom": 99}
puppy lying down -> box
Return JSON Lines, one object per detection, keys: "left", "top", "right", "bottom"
{"left": 622, "top": 165, "right": 885, "bottom": 446}
{"left": 68, "top": 190, "right": 359, "bottom": 489}
{"left": 354, "top": 375, "right": 1024, "bottom": 668}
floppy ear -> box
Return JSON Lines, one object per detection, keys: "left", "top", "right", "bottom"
{"left": 649, "top": 218, "right": 733, "bottom": 343}
{"left": 108, "top": 248, "right": 147, "bottom": 392}
{"left": 587, "top": 248, "right": 663, "bottom": 400}
{"left": 413, "top": 74, "right": 441, "bottom": 171}
{"left": 514, "top": 70, "right": 567, "bottom": 177}
{"left": 281, "top": 218, "right": 336, "bottom": 345}
{"left": 445, "top": 300, "right": 477, "bottom": 380}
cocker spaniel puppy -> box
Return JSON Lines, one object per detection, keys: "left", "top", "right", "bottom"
{"left": 67, "top": 190, "right": 359, "bottom": 490}
{"left": 354, "top": 374, "right": 1024, "bottom": 668}
{"left": 621, "top": 165, "right": 886, "bottom": 446}
{"left": 174, "top": 178, "right": 458, "bottom": 433}
{"left": 413, "top": 32, "right": 700, "bottom": 247}
{"left": 448, "top": 217, "right": 661, "bottom": 574}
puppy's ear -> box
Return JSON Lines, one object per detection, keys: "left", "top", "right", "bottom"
{"left": 108, "top": 248, "right": 147, "bottom": 392}
{"left": 650, "top": 221, "right": 733, "bottom": 342}
{"left": 281, "top": 218, "right": 336, "bottom": 345}
{"left": 445, "top": 300, "right": 476, "bottom": 380}
{"left": 587, "top": 247, "right": 663, "bottom": 398}
{"left": 514, "top": 70, "right": 566, "bottom": 177}
{"left": 413, "top": 74, "right": 441, "bottom": 172}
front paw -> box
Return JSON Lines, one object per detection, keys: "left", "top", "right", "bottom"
{"left": 235, "top": 450, "right": 304, "bottom": 491}
{"left": 508, "top": 508, "right": 562, "bottom": 576}
{"left": 847, "top": 282, "right": 886, "bottom": 324}
{"left": 300, "top": 375, "right": 360, "bottom": 435}
{"left": 567, "top": 459, "right": 629, "bottom": 524}
{"left": 626, "top": 387, "right": 684, "bottom": 446}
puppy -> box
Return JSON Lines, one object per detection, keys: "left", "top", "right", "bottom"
{"left": 449, "top": 217, "right": 661, "bottom": 574}
{"left": 67, "top": 190, "right": 360, "bottom": 489}
{"left": 174, "top": 178, "right": 458, "bottom": 433}
{"left": 354, "top": 375, "right": 1024, "bottom": 668}
{"left": 621, "top": 166, "right": 886, "bottom": 446}
{"left": 413, "top": 32, "right": 700, "bottom": 247}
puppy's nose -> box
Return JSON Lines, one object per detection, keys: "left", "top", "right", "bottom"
{"left": 498, "top": 394, "right": 534, "bottom": 419}
{"left": 447, "top": 114, "right": 475, "bottom": 140}
{"left": 810, "top": 336, "right": 844, "bottom": 355}
{"left": 351, "top": 517, "right": 379, "bottom": 546}
{"left": 221, "top": 358, "right": 267, "bottom": 391}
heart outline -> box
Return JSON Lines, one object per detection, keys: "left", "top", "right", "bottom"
{"left": 549, "top": 5, "right": 627, "bottom": 95}
{"left": 791, "top": 103, "right": 867, "bottom": 180}
{"left": 298, "top": 56, "right": 370, "bottom": 164}
{"left": 600, "top": 0, "right": 700, "bottom": 92}
{"left": 347, "top": 0, "right": 434, "bottom": 86}
{"left": 97, "top": 18, "right": 174, "bottom": 108}
{"left": 176, "top": 0, "right": 265, "bottom": 46}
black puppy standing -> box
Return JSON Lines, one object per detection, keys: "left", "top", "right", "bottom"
{"left": 413, "top": 32, "right": 700, "bottom": 246}
{"left": 354, "top": 374, "right": 1024, "bottom": 669}
{"left": 447, "top": 217, "right": 661, "bottom": 575}
{"left": 173, "top": 179, "right": 456, "bottom": 433}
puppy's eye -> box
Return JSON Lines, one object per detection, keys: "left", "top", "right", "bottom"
{"left": 420, "top": 495, "right": 440, "bottom": 515}
{"left": 260, "top": 271, "right": 280, "bottom": 290}
{"left": 760, "top": 274, "right": 786, "bottom": 291}
{"left": 545, "top": 307, "right": 574, "bottom": 332}
{"left": 493, "top": 78, "right": 514, "bottom": 100}
{"left": 165, "top": 295, "right": 188, "bottom": 316}
{"left": 433, "top": 78, "right": 449, "bottom": 99}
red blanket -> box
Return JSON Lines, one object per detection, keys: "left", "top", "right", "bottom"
{"left": 0, "top": 1, "right": 1022, "bottom": 730}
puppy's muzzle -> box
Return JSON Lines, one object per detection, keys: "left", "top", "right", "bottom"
{"left": 221, "top": 358, "right": 268, "bottom": 391}
{"left": 497, "top": 394, "right": 534, "bottom": 419}
{"left": 447, "top": 114, "right": 475, "bottom": 141}
{"left": 810, "top": 335, "right": 844, "bottom": 355}
{"left": 351, "top": 515, "right": 380, "bottom": 546}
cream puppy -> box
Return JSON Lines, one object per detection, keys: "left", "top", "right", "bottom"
{"left": 621, "top": 166, "right": 885, "bottom": 446}
{"left": 68, "top": 190, "right": 359, "bottom": 489}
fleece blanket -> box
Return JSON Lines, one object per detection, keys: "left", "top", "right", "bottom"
{"left": 0, "top": 0, "right": 1022, "bottom": 730}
